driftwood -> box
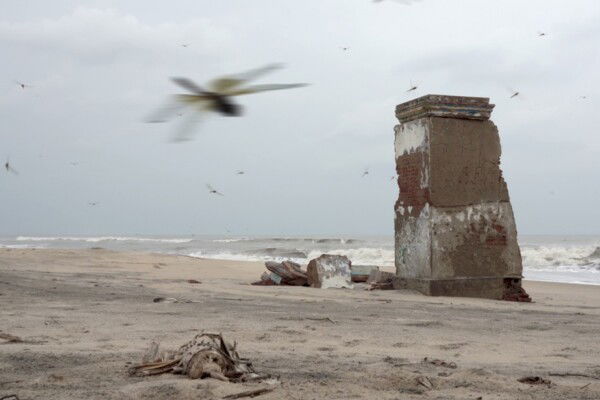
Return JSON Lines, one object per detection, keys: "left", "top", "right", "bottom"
{"left": 130, "top": 333, "right": 264, "bottom": 382}
{"left": 222, "top": 387, "right": 274, "bottom": 399}
{"left": 252, "top": 261, "right": 308, "bottom": 286}
{"left": 0, "top": 333, "right": 24, "bottom": 343}
{"left": 518, "top": 376, "right": 552, "bottom": 385}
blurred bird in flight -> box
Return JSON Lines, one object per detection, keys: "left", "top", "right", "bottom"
{"left": 147, "top": 64, "right": 308, "bottom": 142}
{"left": 15, "top": 81, "right": 32, "bottom": 89}
{"left": 236, "top": 170, "right": 245, "bottom": 175}
{"left": 5, "top": 158, "right": 18, "bottom": 175}
{"left": 362, "top": 168, "right": 369, "bottom": 178}
{"left": 406, "top": 81, "right": 419, "bottom": 92}
{"left": 206, "top": 184, "right": 224, "bottom": 196}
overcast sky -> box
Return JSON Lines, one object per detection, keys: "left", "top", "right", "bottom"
{"left": 1, "top": 0, "right": 599, "bottom": 236}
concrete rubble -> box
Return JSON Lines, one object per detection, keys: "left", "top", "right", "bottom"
{"left": 307, "top": 254, "right": 353, "bottom": 289}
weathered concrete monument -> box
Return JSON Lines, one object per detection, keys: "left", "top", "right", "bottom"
{"left": 393, "top": 94, "right": 529, "bottom": 300}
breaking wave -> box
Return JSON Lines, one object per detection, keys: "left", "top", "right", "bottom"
{"left": 188, "top": 247, "right": 394, "bottom": 266}
{"left": 15, "top": 236, "right": 193, "bottom": 244}
{"left": 521, "top": 245, "right": 600, "bottom": 272}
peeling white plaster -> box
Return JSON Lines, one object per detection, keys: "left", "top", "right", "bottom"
{"left": 394, "top": 121, "right": 427, "bottom": 156}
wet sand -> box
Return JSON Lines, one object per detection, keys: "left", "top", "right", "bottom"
{"left": 1, "top": 248, "right": 599, "bottom": 399}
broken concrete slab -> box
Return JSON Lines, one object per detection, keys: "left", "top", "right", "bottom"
{"left": 307, "top": 254, "right": 353, "bottom": 289}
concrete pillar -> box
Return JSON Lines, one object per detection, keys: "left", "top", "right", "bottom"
{"left": 393, "top": 95, "right": 525, "bottom": 299}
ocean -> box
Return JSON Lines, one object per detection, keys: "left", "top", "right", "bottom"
{"left": 2, "top": 234, "right": 599, "bottom": 286}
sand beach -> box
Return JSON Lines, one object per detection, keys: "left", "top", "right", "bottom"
{"left": 1, "top": 248, "right": 599, "bottom": 399}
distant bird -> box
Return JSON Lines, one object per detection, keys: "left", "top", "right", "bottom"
{"left": 579, "top": 95, "right": 587, "bottom": 99}
{"left": 14, "top": 81, "right": 32, "bottom": 89}
{"left": 70, "top": 162, "right": 79, "bottom": 166}
{"left": 510, "top": 91, "right": 520, "bottom": 98}
{"left": 236, "top": 170, "right": 245, "bottom": 175}
{"left": 4, "top": 158, "right": 18, "bottom": 175}
{"left": 537, "top": 31, "right": 547, "bottom": 37}
{"left": 362, "top": 168, "right": 369, "bottom": 178}
{"left": 206, "top": 184, "right": 224, "bottom": 196}
{"left": 181, "top": 43, "right": 190, "bottom": 48}
{"left": 341, "top": 46, "right": 350, "bottom": 51}
{"left": 147, "top": 64, "right": 308, "bottom": 142}
{"left": 406, "top": 81, "right": 418, "bottom": 92}
{"left": 88, "top": 202, "right": 98, "bottom": 206}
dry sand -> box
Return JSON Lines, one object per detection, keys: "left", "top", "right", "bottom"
{"left": 1, "top": 248, "right": 599, "bottom": 399}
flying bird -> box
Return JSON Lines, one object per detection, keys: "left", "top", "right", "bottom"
{"left": 510, "top": 91, "right": 519, "bottom": 98}
{"left": 206, "top": 184, "right": 224, "bottom": 196}
{"left": 341, "top": 46, "right": 350, "bottom": 51}
{"left": 236, "top": 170, "right": 245, "bottom": 175}
{"left": 4, "top": 158, "right": 18, "bottom": 175}
{"left": 362, "top": 168, "right": 369, "bottom": 178}
{"left": 88, "top": 202, "right": 98, "bottom": 206}
{"left": 147, "top": 63, "right": 308, "bottom": 142}
{"left": 15, "top": 81, "right": 32, "bottom": 89}
{"left": 406, "top": 81, "right": 418, "bottom": 92}
{"left": 181, "top": 43, "right": 190, "bottom": 47}
{"left": 537, "top": 31, "right": 547, "bottom": 37}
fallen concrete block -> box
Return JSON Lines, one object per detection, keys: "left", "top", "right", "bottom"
{"left": 307, "top": 254, "right": 353, "bottom": 289}
{"left": 351, "top": 265, "right": 379, "bottom": 282}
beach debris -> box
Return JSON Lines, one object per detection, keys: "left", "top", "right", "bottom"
{"left": 252, "top": 260, "right": 308, "bottom": 286}
{"left": 416, "top": 376, "right": 434, "bottom": 390}
{"left": 222, "top": 387, "right": 274, "bottom": 399}
{"left": 0, "top": 333, "right": 24, "bottom": 343}
{"left": 130, "top": 333, "right": 267, "bottom": 382}
{"left": 423, "top": 357, "right": 457, "bottom": 369}
{"left": 502, "top": 278, "right": 531, "bottom": 302}
{"left": 518, "top": 376, "right": 552, "bottom": 385}
{"left": 152, "top": 297, "right": 193, "bottom": 303}
{"left": 187, "top": 279, "right": 202, "bottom": 284}
{"left": 146, "top": 63, "right": 308, "bottom": 142}
{"left": 351, "top": 265, "right": 379, "bottom": 282}
{"left": 366, "top": 270, "right": 395, "bottom": 290}
{"left": 307, "top": 254, "right": 353, "bottom": 289}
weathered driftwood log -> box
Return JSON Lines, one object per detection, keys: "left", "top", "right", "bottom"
{"left": 306, "top": 254, "right": 353, "bottom": 289}
{"left": 130, "top": 333, "right": 264, "bottom": 382}
{"left": 252, "top": 260, "right": 308, "bottom": 286}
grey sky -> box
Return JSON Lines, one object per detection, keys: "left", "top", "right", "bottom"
{"left": 1, "top": 0, "right": 599, "bottom": 235}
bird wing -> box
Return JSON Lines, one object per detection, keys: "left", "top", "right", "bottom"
{"left": 169, "top": 109, "right": 209, "bottom": 142}
{"left": 225, "top": 83, "right": 308, "bottom": 96}
{"left": 208, "top": 63, "right": 284, "bottom": 93}
{"left": 145, "top": 95, "right": 214, "bottom": 123}
{"left": 145, "top": 96, "right": 190, "bottom": 123}
{"left": 171, "top": 77, "right": 206, "bottom": 94}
